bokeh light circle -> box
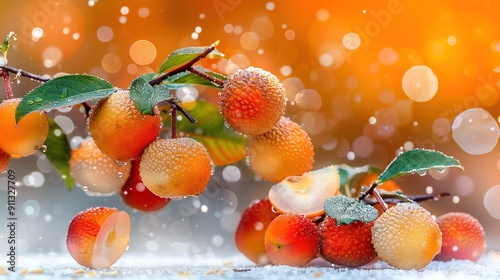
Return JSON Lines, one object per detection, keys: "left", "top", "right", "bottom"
{"left": 452, "top": 108, "right": 499, "bottom": 155}
{"left": 402, "top": 65, "right": 438, "bottom": 102}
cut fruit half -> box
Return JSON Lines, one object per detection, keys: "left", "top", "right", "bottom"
{"left": 66, "top": 207, "right": 131, "bottom": 269}
{"left": 268, "top": 165, "right": 341, "bottom": 218}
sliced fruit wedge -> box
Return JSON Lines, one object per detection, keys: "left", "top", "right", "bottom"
{"left": 268, "top": 165, "right": 341, "bottom": 218}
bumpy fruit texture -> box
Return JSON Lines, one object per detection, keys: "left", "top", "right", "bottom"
{"left": 264, "top": 213, "right": 320, "bottom": 267}
{"left": 235, "top": 198, "right": 280, "bottom": 265}
{"left": 0, "top": 149, "right": 10, "bottom": 173}
{"left": 140, "top": 138, "right": 212, "bottom": 198}
{"left": 218, "top": 67, "right": 286, "bottom": 136}
{"left": 247, "top": 117, "right": 314, "bottom": 182}
{"left": 70, "top": 138, "right": 131, "bottom": 194}
{"left": 371, "top": 203, "right": 442, "bottom": 270}
{"left": 120, "top": 159, "right": 171, "bottom": 212}
{"left": 319, "top": 216, "right": 377, "bottom": 268}
{"left": 268, "top": 165, "right": 340, "bottom": 218}
{"left": 88, "top": 90, "right": 161, "bottom": 162}
{"left": 66, "top": 207, "right": 131, "bottom": 269}
{"left": 435, "top": 212, "right": 485, "bottom": 262}
{"left": 0, "top": 98, "right": 49, "bottom": 158}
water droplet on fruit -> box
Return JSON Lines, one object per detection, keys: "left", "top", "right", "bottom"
{"left": 271, "top": 206, "right": 279, "bottom": 214}
{"left": 114, "top": 159, "right": 128, "bottom": 166}
{"left": 417, "top": 170, "right": 427, "bottom": 176}
{"left": 82, "top": 186, "right": 88, "bottom": 191}
{"left": 452, "top": 108, "right": 499, "bottom": 155}
{"left": 39, "top": 145, "right": 47, "bottom": 153}
{"left": 117, "top": 172, "right": 123, "bottom": 178}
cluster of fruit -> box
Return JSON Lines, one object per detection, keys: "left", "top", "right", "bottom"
{"left": 235, "top": 166, "right": 486, "bottom": 270}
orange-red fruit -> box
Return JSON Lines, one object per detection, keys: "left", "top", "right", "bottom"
{"left": 70, "top": 138, "right": 131, "bottom": 194}
{"left": 88, "top": 90, "right": 161, "bottom": 162}
{"left": 319, "top": 217, "right": 377, "bottom": 268}
{"left": 247, "top": 117, "right": 314, "bottom": 182}
{"left": 140, "top": 138, "right": 212, "bottom": 198}
{"left": 0, "top": 98, "right": 49, "bottom": 158}
{"left": 218, "top": 67, "right": 286, "bottom": 136}
{"left": 264, "top": 213, "right": 320, "bottom": 267}
{"left": 371, "top": 203, "right": 442, "bottom": 270}
{"left": 0, "top": 148, "right": 10, "bottom": 173}
{"left": 120, "top": 159, "right": 171, "bottom": 212}
{"left": 434, "top": 212, "right": 485, "bottom": 262}
{"left": 66, "top": 207, "right": 130, "bottom": 269}
{"left": 235, "top": 198, "right": 280, "bottom": 265}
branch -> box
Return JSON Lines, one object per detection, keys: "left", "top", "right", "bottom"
{"left": 0, "top": 65, "right": 49, "bottom": 83}
{"left": 1, "top": 70, "right": 13, "bottom": 99}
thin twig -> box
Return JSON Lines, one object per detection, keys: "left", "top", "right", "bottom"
{"left": 1, "top": 70, "right": 13, "bottom": 99}
{"left": 0, "top": 65, "right": 49, "bottom": 83}
{"left": 169, "top": 98, "right": 197, "bottom": 124}
{"left": 189, "top": 66, "right": 225, "bottom": 86}
{"left": 359, "top": 181, "right": 378, "bottom": 201}
{"left": 170, "top": 103, "right": 177, "bottom": 139}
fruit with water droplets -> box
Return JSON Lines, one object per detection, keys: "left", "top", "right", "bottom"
{"left": 120, "top": 159, "right": 171, "bottom": 212}
{"left": 218, "top": 67, "right": 286, "bottom": 136}
{"left": 434, "top": 212, "right": 485, "bottom": 262}
{"left": 88, "top": 90, "right": 161, "bottom": 162}
{"left": 247, "top": 117, "right": 314, "bottom": 182}
{"left": 264, "top": 213, "right": 320, "bottom": 267}
{"left": 0, "top": 98, "right": 49, "bottom": 158}
{"left": 0, "top": 148, "right": 10, "bottom": 173}
{"left": 235, "top": 198, "right": 280, "bottom": 265}
{"left": 70, "top": 138, "right": 131, "bottom": 194}
{"left": 139, "top": 138, "right": 212, "bottom": 198}
{"left": 66, "top": 207, "right": 131, "bottom": 269}
{"left": 371, "top": 203, "right": 442, "bottom": 270}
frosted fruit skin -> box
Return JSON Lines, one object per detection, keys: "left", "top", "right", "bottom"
{"left": 219, "top": 67, "right": 286, "bottom": 136}
{"left": 434, "top": 212, "right": 485, "bottom": 262}
{"left": 371, "top": 203, "right": 442, "bottom": 270}
{"left": 88, "top": 90, "right": 161, "bottom": 162}
{"left": 264, "top": 213, "right": 320, "bottom": 267}
{"left": 139, "top": 138, "right": 212, "bottom": 198}
{"left": 247, "top": 117, "right": 314, "bottom": 182}
{"left": 0, "top": 98, "right": 49, "bottom": 158}
{"left": 70, "top": 138, "right": 131, "bottom": 194}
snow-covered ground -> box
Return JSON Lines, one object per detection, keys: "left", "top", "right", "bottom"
{"left": 3, "top": 252, "right": 500, "bottom": 280}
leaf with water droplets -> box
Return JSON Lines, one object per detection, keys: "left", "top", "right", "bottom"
{"left": 324, "top": 195, "right": 378, "bottom": 225}
{"left": 129, "top": 77, "right": 170, "bottom": 115}
{"left": 15, "top": 74, "right": 115, "bottom": 122}
{"left": 45, "top": 119, "right": 74, "bottom": 190}
{"left": 158, "top": 45, "right": 225, "bottom": 74}
{"left": 162, "top": 101, "right": 246, "bottom": 166}
{"left": 378, "top": 148, "right": 463, "bottom": 184}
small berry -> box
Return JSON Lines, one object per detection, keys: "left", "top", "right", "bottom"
{"left": 88, "top": 90, "right": 162, "bottom": 162}
{"left": 66, "top": 207, "right": 131, "bottom": 269}
{"left": 247, "top": 117, "right": 314, "bottom": 182}
{"left": 120, "top": 159, "right": 171, "bottom": 212}
{"left": 140, "top": 138, "right": 212, "bottom": 198}
{"left": 319, "top": 216, "right": 377, "bottom": 268}
{"left": 235, "top": 198, "right": 280, "bottom": 265}
{"left": 70, "top": 138, "right": 131, "bottom": 194}
{"left": 219, "top": 67, "right": 286, "bottom": 136}
{"left": 434, "top": 212, "right": 485, "bottom": 262}
{"left": 0, "top": 98, "right": 49, "bottom": 158}
{"left": 371, "top": 203, "right": 442, "bottom": 270}
{"left": 264, "top": 213, "right": 320, "bottom": 267}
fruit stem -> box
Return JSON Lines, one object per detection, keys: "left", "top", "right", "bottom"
{"left": 358, "top": 181, "right": 378, "bottom": 201}
{"left": 168, "top": 98, "right": 197, "bottom": 124}
{"left": 0, "top": 65, "right": 49, "bottom": 83}
{"left": 148, "top": 40, "right": 220, "bottom": 87}
{"left": 171, "top": 103, "right": 177, "bottom": 139}
{"left": 189, "top": 66, "right": 225, "bottom": 86}
{"left": 371, "top": 189, "right": 388, "bottom": 212}
{"left": 361, "top": 192, "right": 451, "bottom": 206}
{"left": 1, "top": 70, "right": 13, "bottom": 99}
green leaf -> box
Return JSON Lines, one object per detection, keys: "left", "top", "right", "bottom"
{"left": 164, "top": 101, "right": 246, "bottom": 166}
{"left": 1, "top": 32, "right": 16, "bottom": 59}
{"left": 159, "top": 46, "right": 225, "bottom": 74}
{"left": 16, "top": 74, "right": 115, "bottom": 122}
{"left": 129, "top": 77, "right": 171, "bottom": 115}
{"left": 324, "top": 196, "right": 378, "bottom": 225}
{"left": 167, "top": 71, "right": 224, "bottom": 89}
{"left": 45, "top": 119, "right": 74, "bottom": 190}
{"left": 378, "top": 149, "right": 463, "bottom": 184}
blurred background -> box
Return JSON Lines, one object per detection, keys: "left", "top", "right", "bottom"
{"left": 1, "top": 0, "right": 500, "bottom": 260}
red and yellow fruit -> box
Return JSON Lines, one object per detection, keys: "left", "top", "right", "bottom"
{"left": 70, "top": 138, "right": 131, "bottom": 194}
{"left": 247, "top": 117, "right": 314, "bottom": 182}
{"left": 120, "top": 159, "right": 171, "bottom": 212}
{"left": 66, "top": 207, "right": 131, "bottom": 269}
{"left": 0, "top": 98, "right": 49, "bottom": 158}
{"left": 218, "top": 67, "right": 286, "bottom": 136}
{"left": 0, "top": 148, "right": 10, "bottom": 173}
{"left": 371, "top": 203, "right": 442, "bottom": 270}
{"left": 139, "top": 138, "right": 212, "bottom": 198}
{"left": 319, "top": 216, "right": 377, "bottom": 268}
{"left": 88, "top": 90, "right": 161, "bottom": 162}
{"left": 235, "top": 198, "right": 280, "bottom": 265}
{"left": 264, "top": 213, "right": 320, "bottom": 267}
{"left": 434, "top": 212, "right": 485, "bottom": 262}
